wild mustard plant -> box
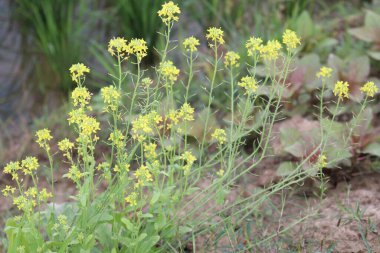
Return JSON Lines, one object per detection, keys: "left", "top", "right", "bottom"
{"left": 2, "top": 1, "right": 379, "bottom": 252}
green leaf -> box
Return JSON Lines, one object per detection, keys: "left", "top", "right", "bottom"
{"left": 365, "top": 10, "right": 380, "bottom": 28}
{"left": 363, "top": 142, "right": 380, "bottom": 157}
{"left": 121, "top": 218, "right": 135, "bottom": 232}
{"left": 150, "top": 191, "right": 160, "bottom": 205}
{"left": 296, "top": 11, "right": 315, "bottom": 39}
{"left": 368, "top": 51, "right": 380, "bottom": 60}
{"left": 348, "top": 27, "right": 380, "bottom": 43}
{"left": 277, "top": 162, "right": 297, "bottom": 176}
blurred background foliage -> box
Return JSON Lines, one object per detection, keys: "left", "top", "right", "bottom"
{"left": 1, "top": 0, "right": 380, "bottom": 160}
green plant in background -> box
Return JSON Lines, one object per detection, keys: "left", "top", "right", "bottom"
{"left": 2, "top": 1, "right": 379, "bottom": 252}
{"left": 13, "top": 0, "right": 89, "bottom": 92}
{"left": 348, "top": 10, "right": 380, "bottom": 60}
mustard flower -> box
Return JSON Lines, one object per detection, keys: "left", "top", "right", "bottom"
{"left": 224, "top": 51, "right": 240, "bottom": 68}
{"left": 216, "top": 169, "right": 225, "bottom": 177}
{"left": 36, "top": 129, "right": 53, "bottom": 149}
{"left": 316, "top": 154, "right": 327, "bottom": 169}
{"left": 316, "top": 66, "right": 333, "bottom": 79}
{"left": 179, "top": 103, "right": 195, "bottom": 121}
{"left": 238, "top": 76, "right": 258, "bottom": 95}
{"left": 206, "top": 27, "right": 225, "bottom": 46}
{"left": 181, "top": 151, "right": 196, "bottom": 175}
{"left": 132, "top": 111, "right": 162, "bottom": 142}
{"left": 108, "top": 37, "right": 131, "bottom": 58}
{"left": 134, "top": 165, "right": 153, "bottom": 187}
{"left": 108, "top": 129, "right": 125, "bottom": 149}
{"left": 246, "top": 36, "right": 263, "bottom": 56}
{"left": 159, "top": 60, "right": 180, "bottom": 83}
{"left": 166, "top": 110, "right": 180, "bottom": 129}
{"left": 58, "top": 138, "right": 74, "bottom": 152}
{"left": 71, "top": 87, "right": 91, "bottom": 108}
{"left": 333, "top": 81, "right": 349, "bottom": 99}
{"left": 79, "top": 116, "right": 100, "bottom": 136}
{"left": 260, "top": 40, "right": 282, "bottom": 61}
{"left": 129, "top": 38, "right": 148, "bottom": 60}
{"left": 125, "top": 192, "right": 138, "bottom": 206}
{"left": 21, "top": 156, "right": 39, "bottom": 175}
{"left": 360, "top": 81, "right": 378, "bottom": 98}
{"left": 212, "top": 129, "right": 227, "bottom": 145}
{"left": 69, "top": 63, "right": 90, "bottom": 83}
{"left": 67, "top": 165, "right": 82, "bottom": 181}
{"left": 40, "top": 188, "right": 53, "bottom": 201}
{"left": 144, "top": 142, "right": 157, "bottom": 161}
{"left": 101, "top": 86, "right": 121, "bottom": 112}
{"left": 282, "top": 29, "right": 301, "bottom": 50}
{"left": 2, "top": 185, "right": 15, "bottom": 197}
{"left": 68, "top": 108, "right": 86, "bottom": 125}
{"left": 142, "top": 77, "right": 153, "bottom": 88}
{"left": 183, "top": 36, "right": 200, "bottom": 52}
{"left": 3, "top": 161, "right": 21, "bottom": 181}
{"left": 158, "top": 1, "right": 181, "bottom": 24}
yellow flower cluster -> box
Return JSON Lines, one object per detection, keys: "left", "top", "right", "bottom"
{"left": 282, "top": 29, "right": 301, "bottom": 50}
{"left": 181, "top": 151, "right": 196, "bottom": 175}
{"left": 69, "top": 63, "right": 90, "bottom": 83}
{"left": 134, "top": 165, "right": 153, "bottom": 188}
{"left": 142, "top": 77, "right": 153, "bottom": 89}
{"left": 238, "top": 76, "right": 258, "bottom": 95}
{"left": 68, "top": 108, "right": 86, "bottom": 125}
{"left": 316, "top": 154, "right": 327, "bottom": 169}
{"left": 131, "top": 111, "right": 162, "bottom": 142}
{"left": 206, "top": 27, "right": 225, "bottom": 46}
{"left": 179, "top": 103, "right": 195, "bottom": 121}
{"left": 159, "top": 60, "right": 180, "bottom": 83}
{"left": 360, "top": 81, "right": 378, "bottom": 97}
{"left": 224, "top": 51, "right": 240, "bottom": 68}
{"left": 183, "top": 36, "right": 200, "bottom": 52}
{"left": 144, "top": 142, "right": 157, "bottom": 161}
{"left": 316, "top": 66, "right": 333, "bottom": 79}
{"left": 216, "top": 168, "right": 225, "bottom": 177}
{"left": 108, "top": 37, "right": 131, "bottom": 58}
{"left": 2, "top": 185, "right": 16, "bottom": 197}
{"left": 158, "top": 1, "right": 181, "bottom": 24}
{"left": 101, "top": 86, "right": 121, "bottom": 112}
{"left": 3, "top": 161, "right": 21, "bottom": 181}
{"left": 12, "top": 187, "right": 52, "bottom": 213}
{"left": 125, "top": 191, "right": 138, "bottom": 206}
{"left": 129, "top": 38, "right": 148, "bottom": 61}
{"left": 71, "top": 87, "right": 91, "bottom": 108}
{"left": 212, "top": 129, "right": 227, "bottom": 145}
{"left": 58, "top": 138, "right": 74, "bottom": 152}
{"left": 246, "top": 36, "right": 263, "bottom": 56}
{"left": 79, "top": 116, "right": 100, "bottom": 137}
{"left": 260, "top": 40, "right": 282, "bottom": 61}
{"left": 21, "top": 156, "right": 39, "bottom": 175}
{"left": 165, "top": 103, "right": 195, "bottom": 130}
{"left": 333, "top": 81, "right": 349, "bottom": 99}
{"left": 108, "top": 129, "right": 125, "bottom": 149}
{"left": 36, "top": 129, "right": 53, "bottom": 150}
{"left": 67, "top": 165, "right": 83, "bottom": 181}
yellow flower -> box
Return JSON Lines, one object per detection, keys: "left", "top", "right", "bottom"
{"left": 67, "top": 165, "right": 82, "bottom": 181}
{"left": 132, "top": 111, "right": 162, "bottom": 142}
{"left": 246, "top": 36, "right": 263, "bottom": 56}
{"left": 4, "top": 161, "right": 21, "bottom": 175}
{"left": 316, "top": 66, "right": 333, "bottom": 79}
{"left": 316, "top": 154, "right": 327, "bottom": 169}
{"left": 79, "top": 116, "right": 100, "bottom": 136}
{"left": 224, "top": 51, "right": 240, "bottom": 68}
{"left": 69, "top": 63, "right": 90, "bottom": 83}
{"left": 71, "top": 87, "right": 91, "bottom": 107}
{"left": 40, "top": 188, "right": 53, "bottom": 201}
{"left": 68, "top": 108, "right": 86, "bottom": 125}
{"left": 216, "top": 169, "right": 225, "bottom": 177}
{"left": 2, "top": 185, "right": 16, "bottom": 197}
{"left": 108, "top": 37, "right": 131, "bottom": 58}
{"left": 134, "top": 165, "right": 153, "bottom": 187}
{"left": 101, "top": 86, "right": 121, "bottom": 112}
{"left": 178, "top": 103, "right": 195, "bottom": 121}
{"left": 212, "top": 129, "right": 227, "bottom": 145}
{"left": 129, "top": 38, "right": 148, "bottom": 60}
{"left": 158, "top": 1, "right": 181, "bottom": 24}
{"left": 125, "top": 192, "right": 138, "bottom": 206}
{"left": 21, "top": 156, "right": 39, "bottom": 175}
{"left": 108, "top": 129, "right": 125, "bottom": 149}
{"left": 142, "top": 77, "right": 153, "bottom": 88}
{"left": 206, "top": 27, "right": 225, "bottom": 46}
{"left": 260, "top": 40, "right": 282, "bottom": 61}
{"left": 238, "top": 76, "right": 258, "bottom": 95}
{"left": 36, "top": 129, "right": 52, "bottom": 149}
{"left": 333, "top": 81, "right": 349, "bottom": 99}
{"left": 159, "top": 60, "right": 180, "bottom": 83}
{"left": 360, "top": 81, "right": 378, "bottom": 98}
{"left": 144, "top": 142, "right": 157, "bottom": 161}
{"left": 282, "top": 29, "right": 301, "bottom": 50}
{"left": 58, "top": 138, "right": 74, "bottom": 152}
{"left": 181, "top": 151, "right": 196, "bottom": 175}
{"left": 183, "top": 36, "right": 200, "bottom": 52}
